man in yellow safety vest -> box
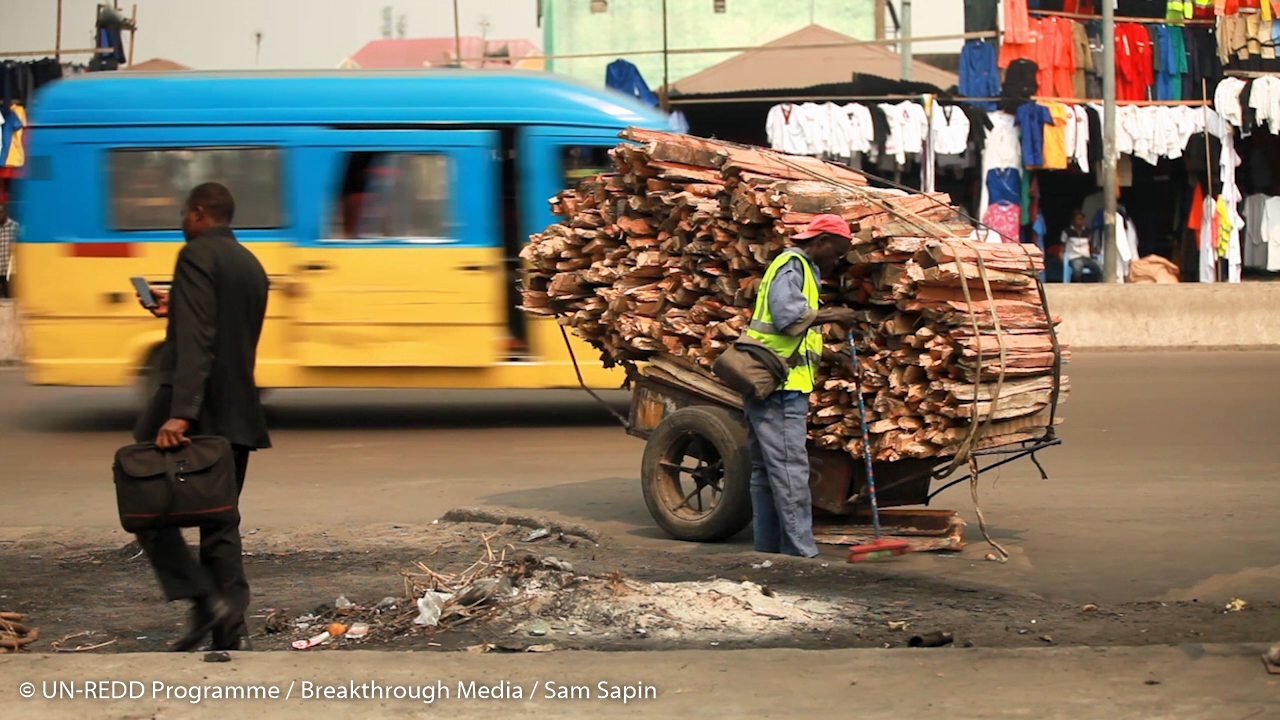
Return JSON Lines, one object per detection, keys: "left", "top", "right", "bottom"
{"left": 744, "top": 214, "right": 859, "bottom": 557}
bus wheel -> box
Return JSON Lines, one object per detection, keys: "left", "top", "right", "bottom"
{"left": 641, "top": 406, "right": 753, "bottom": 542}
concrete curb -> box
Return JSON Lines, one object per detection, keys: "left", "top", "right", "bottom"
{"left": 1046, "top": 283, "right": 1280, "bottom": 350}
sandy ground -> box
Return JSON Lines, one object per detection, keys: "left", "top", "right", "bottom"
{"left": 2, "top": 645, "right": 1276, "bottom": 719}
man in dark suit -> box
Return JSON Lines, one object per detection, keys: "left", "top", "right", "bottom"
{"left": 135, "top": 182, "right": 270, "bottom": 652}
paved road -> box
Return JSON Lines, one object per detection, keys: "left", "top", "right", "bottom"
{"left": 3, "top": 350, "right": 1279, "bottom": 605}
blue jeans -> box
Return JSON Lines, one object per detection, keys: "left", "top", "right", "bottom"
{"left": 744, "top": 391, "right": 818, "bottom": 558}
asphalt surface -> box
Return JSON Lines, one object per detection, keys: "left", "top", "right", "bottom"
{"left": 3, "top": 350, "right": 1279, "bottom": 606}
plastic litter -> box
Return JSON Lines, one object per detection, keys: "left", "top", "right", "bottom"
{"left": 292, "top": 631, "right": 330, "bottom": 650}
{"left": 542, "top": 557, "right": 574, "bottom": 572}
{"left": 334, "top": 596, "right": 353, "bottom": 609}
{"left": 522, "top": 528, "right": 551, "bottom": 542}
{"left": 414, "top": 592, "right": 453, "bottom": 626}
{"left": 346, "top": 623, "right": 370, "bottom": 640}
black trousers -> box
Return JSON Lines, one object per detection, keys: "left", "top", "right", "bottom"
{"left": 136, "top": 446, "right": 251, "bottom": 646}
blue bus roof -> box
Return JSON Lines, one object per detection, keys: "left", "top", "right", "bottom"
{"left": 30, "top": 70, "right": 670, "bottom": 129}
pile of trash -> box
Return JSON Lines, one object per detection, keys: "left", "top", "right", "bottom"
{"left": 276, "top": 530, "right": 860, "bottom": 650}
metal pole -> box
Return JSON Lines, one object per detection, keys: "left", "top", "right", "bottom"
{"left": 900, "top": 0, "right": 912, "bottom": 81}
{"left": 1101, "top": 0, "right": 1119, "bottom": 282}
{"left": 452, "top": 0, "right": 462, "bottom": 66}
{"left": 661, "top": 0, "right": 670, "bottom": 112}
{"left": 55, "top": 0, "right": 62, "bottom": 62}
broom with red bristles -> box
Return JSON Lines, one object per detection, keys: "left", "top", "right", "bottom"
{"left": 846, "top": 333, "right": 912, "bottom": 563}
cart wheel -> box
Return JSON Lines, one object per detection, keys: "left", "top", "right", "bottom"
{"left": 641, "top": 405, "right": 752, "bottom": 542}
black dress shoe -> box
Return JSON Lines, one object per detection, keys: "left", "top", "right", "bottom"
{"left": 172, "top": 596, "right": 233, "bottom": 653}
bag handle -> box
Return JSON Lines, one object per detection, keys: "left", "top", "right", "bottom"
{"left": 161, "top": 450, "right": 184, "bottom": 519}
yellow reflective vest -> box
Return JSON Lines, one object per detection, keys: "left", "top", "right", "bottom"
{"left": 745, "top": 249, "right": 824, "bottom": 394}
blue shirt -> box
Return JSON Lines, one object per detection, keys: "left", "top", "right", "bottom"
{"left": 604, "top": 59, "right": 658, "bottom": 107}
{"left": 1014, "top": 102, "right": 1052, "bottom": 168}
{"left": 986, "top": 168, "right": 1021, "bottom": 207}
{"left": 767, "top": 250, "right": 820, "bottom": 334}
{"left": 959, "top": 40, "right": 1000, "bottom": 111}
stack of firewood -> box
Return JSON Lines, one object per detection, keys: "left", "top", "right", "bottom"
{"left": 521, "top": 129, "right": 1067, "bottom": 462}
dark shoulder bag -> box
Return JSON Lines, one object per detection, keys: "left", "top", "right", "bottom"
{"left": 113, "top": 436, "right": 240, "bottom": 533}
{"left": 711, "top": 335, "right": 802, "bottom": 401}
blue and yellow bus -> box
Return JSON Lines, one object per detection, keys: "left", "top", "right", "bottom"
{"left": 16, "top": 70, "right": 667, "bottom": 392}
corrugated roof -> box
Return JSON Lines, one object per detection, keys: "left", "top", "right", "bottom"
{"left": 125, "top": 58, "right": 190, "bottom": 72}
{"left": 344, "top": 37, "right": 540, "bottom": 69}
{"left": 670, "top": 25, "right": 958, "bottom": 97}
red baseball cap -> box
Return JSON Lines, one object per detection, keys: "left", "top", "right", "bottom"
{"left": 792, "top": 213, "right": 853, "bottom": 241}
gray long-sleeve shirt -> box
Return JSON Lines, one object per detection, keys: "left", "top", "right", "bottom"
{"left": 767, "top": 250, "right": 821, "bottom": 337}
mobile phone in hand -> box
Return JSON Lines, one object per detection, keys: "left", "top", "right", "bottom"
{"left": 131, "top": 276, "right": 157, "bottom": 309}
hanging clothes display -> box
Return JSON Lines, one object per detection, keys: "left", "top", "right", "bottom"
{"left": 959, "top": 39, "right": 1001, "bottom": 109}
{"left": 604, "top": 59, "right": 659, "bottom": 107}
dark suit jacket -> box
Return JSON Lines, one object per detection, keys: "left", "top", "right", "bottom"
{"left": 134, "top": 226, "right": 271, "bottom": 449}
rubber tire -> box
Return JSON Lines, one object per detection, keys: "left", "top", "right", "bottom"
{"left": 641, "top": 405, "right": 753, "bottom": 543}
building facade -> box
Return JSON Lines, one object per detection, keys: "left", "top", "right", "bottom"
{"left": 542, "top": 0, "right": 876, "bottom": 88}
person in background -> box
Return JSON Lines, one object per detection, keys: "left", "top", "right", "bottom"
{"left": 744, "top": 214, "right": 859, "bottom": 558}
{"left": 134, "top": 182, "right": 271, "bottom": 652}
{"left": 1062, "top": 210, "right": 1103, "bottom": 283}
{"left": 0, "top": 204, "right": 17, "bottom": 299}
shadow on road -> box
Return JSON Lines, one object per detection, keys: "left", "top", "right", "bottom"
{"left": 15, "top": 387, "right": 632, "bottom": 434}
{"left": 480, "top": 475, "right": 758, "bottom": 550}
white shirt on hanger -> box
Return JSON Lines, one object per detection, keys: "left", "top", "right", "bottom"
{"left": 1215, "top": 77, "right": 1248, "bottom": 130}
{"left": 1070, "top": 104, "right": 1090, "bottom": 172}
{"left": 1113, "top": 104, "right": 1137, "bottom": 157}
{"left": 795, "top": 103, "right": 827, "bottom": 155}
{"left": 1247, "top": 76, "right": 1280, "bottom": 135}
{"left": 930, "top": 103, "right": 970, "bottom": 156}
{"left": 1266, "top": 197, "right": 1280, "bottom": 272}
{"left": 820, "top": 102, "right": 854, "bottom": 157}
{"left": 982, "top": 111, "right": 1021, "bottom": 170}
{"left": 894, "top": 100, "right": 928, "bottom": 157}
{"left": 1199, "top": 195, "right": 1218, "bottom": 283}
{"left": 766, "top": 104, "right": 808, "bottom": 154}
{"left": 877, "top": 103, "right": 906, "bottom": 164}
{"left": 844, "top": 104, "right": 874, "bottom": 155}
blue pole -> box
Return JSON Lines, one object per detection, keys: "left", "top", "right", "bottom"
{"left": 849, "top": 334, "right": 883, "bottom": 540}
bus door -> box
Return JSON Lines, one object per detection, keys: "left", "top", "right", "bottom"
{"left": 292, "top": 129, "right": 504, "bottom": 368}
{"left": 517, "top": 127, "right": 621, "bottom": 240}
{"left": 515, "top": 127, "right": 621, "bottom": 360}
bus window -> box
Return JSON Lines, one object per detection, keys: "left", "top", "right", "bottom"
{"left": 107, "top": 147, "right": 284, "bottom": 230}
{"left": 561, "top": 146, "right": 612, "bottom": 189}
{"left": 330, "top": 152, "right": 452, "bottom": 241}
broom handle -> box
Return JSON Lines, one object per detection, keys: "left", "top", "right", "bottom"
{"left": 849, "top": 333, "right": 882, "bottom": 540}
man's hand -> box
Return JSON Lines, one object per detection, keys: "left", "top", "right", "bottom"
{"left": 155, "top": 418, "right": 191, "bottom": 449}
{"left": 814, "top": 306, "right": 859, "bottom": 328}
{"left": 138, "top": 288, "right": 170, "bottom": 318}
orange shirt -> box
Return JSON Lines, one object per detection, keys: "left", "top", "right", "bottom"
{"left": 1004, "top": 0, "right": 1031, "bottom": 44}
{"left": 1039, "top": 102, "right": 1070, "bottom": 170}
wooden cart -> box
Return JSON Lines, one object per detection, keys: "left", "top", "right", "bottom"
{"left": 625, "top": 358, "right": 1058, "bottom": 543}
